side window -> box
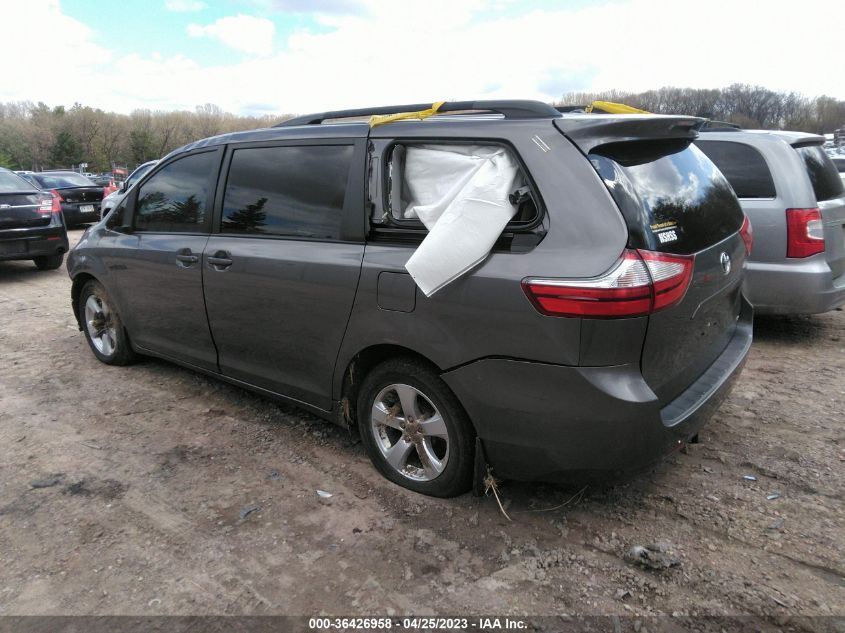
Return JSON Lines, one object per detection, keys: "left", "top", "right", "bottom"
{"left": 695, "top": 140, "right": 776, "bottom": 199}
{"left": 383, "top": 143, "right": 539, "bottom": 227}
{"left": 134, "top": 152, "right": 215, "bottom": 232}
{"left": 105, "top": 201, "right": 126, "bottom": 229}
{"left": 221, "top": 145, "right": 353, "bottom": 239}
{"left": 794, "top": 145, "right": 845, "bottom": 202}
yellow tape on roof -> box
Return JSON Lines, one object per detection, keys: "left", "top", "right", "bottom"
{"left": 586, "top": 100, "right": 650, "bottom": 114}
{"left": 369, "top": 101, "right": 446, "bottom": 128}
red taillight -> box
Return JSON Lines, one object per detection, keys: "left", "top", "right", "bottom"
{"left": 739, "top": 215, "right": 753, "bottom": 255}
{"left": 37, "top": 196, "right": 52, "bottom": 215}
{"left": 50, "top": 189, "right": 63, "bottom": 214}
{"left": 522, "top": 249, "right": 694, "bottom": 318}
{"left": 786, "top": 208, "right": 824, "bottom": 258}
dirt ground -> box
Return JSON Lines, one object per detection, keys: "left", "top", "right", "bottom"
{"left": 1, "top": 229, "right": 843, "bottom": 626}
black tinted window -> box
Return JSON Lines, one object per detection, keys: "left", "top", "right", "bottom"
{"left": 105, "top": 202, "right": 126, "bottom": 229}
{"left": 590, "top": 141, "right": 744, "bottom": 255}
{"left": 0, "top": 170, "right": 35, "bottom": 192}
{"left": 695, "top": 140, "right": 776, "bottom": 198}
{"left": 222, "top": 145, "right": 353, "bottom": 239}
{"left": 832, "top": 157, "right": 845, "bottom": 173}
{"left": 795, "top": 146, "right": 845, "bottom": 202}
{"left": 135, "top": 152, "right": 215, "bottom": 232}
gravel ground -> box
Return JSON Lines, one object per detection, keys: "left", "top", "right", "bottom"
{"left": 0, "top": 229, "right": 843, "bottom": 628}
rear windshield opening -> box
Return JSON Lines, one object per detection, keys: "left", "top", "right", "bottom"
{"left": 589, "top": 140, "right": 744, "bottom": 255}
{"left": 694, "top": 140, "right": 776, "bottom": 199}
{"left": 793, "top": 145, "right": 845, "bottom": 202}
{"left": 383, "top": 142, "right": 540, "bottom": 229}
{"left": 33, "top": 173, "right": 96, "bottom": 189}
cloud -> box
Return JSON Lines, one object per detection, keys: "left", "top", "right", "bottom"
{"left": 262, "top": 0, "right": 366, "bottom": 14}
{"left": 187, "top": 15, "right": 275, "bottom": 56}
{"left": 3, "top": 0, "right": 843, "bottom": 117}
{"left": 0, "top": 0, "right": 111, "bottom": 105}
{"left": 165, "top": 0, "right": 207, "bottom": 12}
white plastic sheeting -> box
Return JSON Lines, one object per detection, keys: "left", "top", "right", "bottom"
{"left": 399, "top": 145, "right": 521, "bottom": 297}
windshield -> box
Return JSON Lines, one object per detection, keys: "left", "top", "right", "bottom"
{"left": 590, "top": 140, "right": 743, "bottom": 254}
{"left": 795, "top": 145, "right": 845, "bottom": 202}
{"left": 0, "top": 170, "right": 36, "bottom": 192}
{"left": 32, "top": 172, "right": 96, "bottom": 189}
{"left": 127, "top": 162, "right": 156, "bottom": 187}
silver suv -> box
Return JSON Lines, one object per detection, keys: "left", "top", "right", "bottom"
{"left": 68, "top": 101, "right": 752, "bottom": 497}
{"left": 696, "top": 130, "right": 845, "bottom": 315}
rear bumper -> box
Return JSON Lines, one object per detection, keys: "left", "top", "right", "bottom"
{"left": 744, "top": 258, "right": 845, "bottom": 315}
{"left": 442, "top": 298, "right": 753, "bottom": 482}
{"left": 0, "top": 226, "right": 69, "bottom": 261}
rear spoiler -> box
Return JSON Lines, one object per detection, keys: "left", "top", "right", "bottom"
{"left": 554, "top": 115, "right": 705, "bottom": 153}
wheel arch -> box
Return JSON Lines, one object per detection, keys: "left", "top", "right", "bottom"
{"left": 340, "top": 344, "right": 450, "bottom": 429}
{"left": 70, "top": 273, "right": 99, "bottom": 331}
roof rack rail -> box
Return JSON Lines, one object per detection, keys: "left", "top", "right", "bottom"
{"left": 700, "top": 120, "right": 742, "bottom": 131}
{"left": 274, "top": 100, "right": 561, "bottom": 127}
{"left": 556, "top": 105, "right": 588, "bottom": 113}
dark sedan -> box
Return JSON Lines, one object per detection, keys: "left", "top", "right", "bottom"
{"left": 26, "top": 171, "right": 105, "bottom": 227}
{"left": 0, "top": 168, "right": 69, "bottom": 270}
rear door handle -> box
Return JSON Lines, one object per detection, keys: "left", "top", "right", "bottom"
{"left": 207, "top": 250, "right": 233, "bottom": 270}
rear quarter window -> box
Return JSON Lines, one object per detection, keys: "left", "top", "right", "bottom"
{"left": 695, "top": 140, "right": 776, "bottom": 199}
{"left": 795, "top": 145, "right": 845, "bottom": 202}
{"left": 590, "top": 140, "right": 744, "bottom": 255}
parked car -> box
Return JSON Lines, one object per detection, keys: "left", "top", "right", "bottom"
{"left": 24, "top": 171, "right": 105, "bottom": 227}
{"left": 100, "top": 160, "right": 158, "bottom": 219}
{"left": 696, "top": 130, "right": 845, "bottom": 315}
{"left": 68, "top": 100, "right": 752, "bottom": 497}
{"left": 0, "top": 167, "right": 69, "bottom": 270}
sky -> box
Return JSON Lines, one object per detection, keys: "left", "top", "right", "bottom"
{"left": 2, "top": 0, "right": 843, "bottom": 117}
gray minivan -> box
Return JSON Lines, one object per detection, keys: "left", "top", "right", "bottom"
{"left": 696, "top": 130, "right": 845, "bottom": 315}
{"left": 67, "top": 101, "right": 753, "bottom": 497}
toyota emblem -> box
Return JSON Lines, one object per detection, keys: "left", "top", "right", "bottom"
{"left": 720, "top": 252, "right": 731, "bottom": 275}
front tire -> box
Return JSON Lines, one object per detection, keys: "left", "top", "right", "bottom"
{"left": 357, "top": 358, "right": 474, "bottom": 497}
{"left": 78, "top": 280, "right": 135, "bottom": 365}
{"left": 33, "top": 253, "right": 64, "bottom": 271}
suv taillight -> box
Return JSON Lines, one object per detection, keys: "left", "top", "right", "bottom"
{"left": 786, "top": 208, "right": 824, "bottom": 258}
{"left": 739, "top": 215, "right": 753, "bottom": 255}
{"left": 522, "top": 249, "right": 694, "bottom": 318}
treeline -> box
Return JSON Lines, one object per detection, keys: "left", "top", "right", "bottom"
{"left": 2, "top": 84, "right": 844, "bottom": 172}
{"left": 0, "top": 102, "right": 289, "bottom": 172}
{"left": 559, "top": 84, "right": 845, "bottom": 133}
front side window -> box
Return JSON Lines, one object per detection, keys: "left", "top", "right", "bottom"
{"left": 221, "top": 145, "right": 353, "bottom": 239}
{"left": 106, "top": 201, "right": 126, "bottom": 230}
{"left": 695, "top": 140, "right": 776, "bottom": 199}
{"left": 135, "top": 152, "right": 215, "bottom": 232}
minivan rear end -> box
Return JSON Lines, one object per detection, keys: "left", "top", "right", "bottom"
{"left": 696, "top": 132, "right": 845, "bottom": 315}
{"left": 441, "top": 116, "right": 752, "bottom": 481}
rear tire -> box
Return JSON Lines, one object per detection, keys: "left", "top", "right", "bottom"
{"left": 357, "top": 358, "right": 474, "bottom": 497}
{"left": 78, "top": 280, "right": 135, "bottom": 366}
{"left": 33, "top": 253, "right": 64, "bottom": 271}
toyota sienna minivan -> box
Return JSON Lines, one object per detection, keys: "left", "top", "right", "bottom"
{"left": 68, "top": 100, "right": 753, "bottom": 497}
